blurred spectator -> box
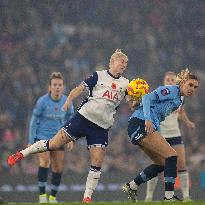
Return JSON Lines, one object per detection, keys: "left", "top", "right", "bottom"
{"left": 0, "top": 0, "right": 204, "bottom": 174}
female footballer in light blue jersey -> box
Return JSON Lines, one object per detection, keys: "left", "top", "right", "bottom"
{"left": 29, "top": 72, "right": 74, "bottom": 203}
{"left": 145, "top": 72, "right": 195, "bottom": 202}
{"left": 122, "top": 69, "right": 198, "bottom": 202}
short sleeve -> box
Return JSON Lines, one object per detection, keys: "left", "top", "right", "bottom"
{"left": 83, "top": 72, "right": 98, "bottom": 91}
{"left": 154, "top": 86, "right": 178, "bottom": 102}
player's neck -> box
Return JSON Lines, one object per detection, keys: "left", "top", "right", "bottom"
{"left": 108, "top": 69, "right": 121, "bottom": 78}
{"left": 50, "top": 93, "right": 61, "bottom": 101}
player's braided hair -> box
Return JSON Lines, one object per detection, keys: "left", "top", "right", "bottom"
{"left": 176, "top": 68, "right": 198, "bottom": 84}
{"left": 109, "top": 49, "right": 128, "bottom": 67}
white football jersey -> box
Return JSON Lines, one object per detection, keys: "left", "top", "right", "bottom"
{"left": 160, "top": 96, "right": 184, "bottom": 138}
{"left": 78, "top": 70, "right": 129, "bottom": 129}
{"left": 160, "top": 111, "right": 181, "bottom": 138}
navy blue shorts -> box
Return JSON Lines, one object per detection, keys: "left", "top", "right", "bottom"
{"left": 166, "top": 136, "right": 184, "bottom": 146}
{"left": 128, "top": 118, "right": 148, "bottom": 145}
{"left": 62, "top": 112, "right": 109, "bottom": 148}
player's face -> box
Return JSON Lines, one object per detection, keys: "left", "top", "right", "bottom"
{"left": 50, "top": 79, "right": 64, "bottom": 97}
{"left": 113, "top": 57, "right": 128, "bottom": 76}
{"left": 164, "top": 74, "right": 176, "bottom": 85}
{"left": 181, "top": 79, "right": 198, "bottom": 96}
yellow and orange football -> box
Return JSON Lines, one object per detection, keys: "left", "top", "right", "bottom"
{"left": 127, "top": 78, "right": 149, "bottom": 100}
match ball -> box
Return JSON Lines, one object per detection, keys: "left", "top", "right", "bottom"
{"left": 127, "top": 78, "right": 149, "bottom": 100}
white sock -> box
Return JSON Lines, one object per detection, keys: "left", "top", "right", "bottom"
{"left": 129, "top": 180, "right": 138, "bottom": 190}
{"left": 178, "top": 171, "right": 189, "bottom": 199}
{"left": 21, "top": 140, "right": 48, "bottom": 157}
{"left": 83, "top": 170, "right": 101, "bottom": 198}
{"left": 145, "top": 176, "right": 158, "bottom": 200}
{"left": 165, "top": 191, "right": 174, "bottom": 199}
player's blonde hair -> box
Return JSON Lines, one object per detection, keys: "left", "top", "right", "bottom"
{"left": 109, "top": 49, "right": 128, "bottom": 67}
{"left": 176, "top": 68, "right": 198, "bottom": 84}
{"left": 48, "top": 72, "right": 64, "bottom": 92}
{"left": 164, "top": 71, "right": 176, "bottom": 77}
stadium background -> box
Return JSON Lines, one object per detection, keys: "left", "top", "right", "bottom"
{"left": 0, "top": 0, "right": 205, "bottom": 203}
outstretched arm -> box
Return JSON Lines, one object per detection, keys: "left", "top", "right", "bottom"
{"left": 63, "top": 72, "right": 98, "bottom": 111}
{"left": 62, "top": 83, "right": 85, "bottom": 111}
{"left": 178, "top": 107, "right": 195, "bottom": 129}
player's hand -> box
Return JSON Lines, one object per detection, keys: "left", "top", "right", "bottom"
{"left": 131, "top": 100, "right": 140, "bottom": 110}
{"left": 145, "top": 120, "right": 154, "bottom": 135}
{"left": 66, "top": 141, "right": 74, "bottom": 151}
{"left": 62, "top": 100, "right": 71, "bottom": 112}
{"left": 186, "top": 120, "right": 196, "bottom": 129}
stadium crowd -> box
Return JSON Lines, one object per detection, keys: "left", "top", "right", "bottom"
{"left": 0, "top": 0, "right": 205, "bottom": 175}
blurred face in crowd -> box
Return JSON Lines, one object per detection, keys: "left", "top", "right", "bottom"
{"left": 164, "top": 74, "right": 176, "bottom": 85}
{"left": 180, "top": 79, "right": 198, "bottom": 97}
{"left": 110, "top": 56, "right": 128, "bottom": 77}
{"left": 49, "top": 78, "right": 64, "bottom": 99}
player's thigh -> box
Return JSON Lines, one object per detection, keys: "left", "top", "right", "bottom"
{"left": 141, "top": 146, "right": 165, "bottom": 165}
{"left": 49, "top": 129, "right": 73, "bottom": 149}
{"left": 38, "top": 152, "right": 50, "bottom": 167}
{"left": 173, "top": 144, "right": 186, "bottom": 170}
{"left": 139, "top": 131, "right": 177, "bottom": 159}
{"left": 50, "top": 150, "right": 65, "bottom": 172}
{"left": 89, "top": 147, "right": 106, "bottom": 167}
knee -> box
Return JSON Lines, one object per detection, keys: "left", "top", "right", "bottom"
{"left": 169, "top": 149, "right": 178, "bottom": 158}
{"left": 40, "top": 160, "right": 50, "bottom": 167}
{"left": 91, "top": 157, "right": 103, "bottom": 167}
{"left": 90, "top": 153, "right": 104, "bottom": 167}
{"left": 152, "top": 157, "right": 164, "bottom": 166}
{"left": 177, "top": 160, "right": 186, "bottom": 171}
{"left": 49, "top": 141, "right": 60, "bottom": 150}
{"left": 52, "top": 164, "right": 63, "bottom": 172}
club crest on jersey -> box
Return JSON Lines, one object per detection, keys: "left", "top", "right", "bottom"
{"left": 102, "top": 90, "right": 119, "bottom": 101}
{"left": 112, "top": 82, "right": 116, "bottom": 89}
{"left": 161, "top": 88, "right": 170, "bottom": 96}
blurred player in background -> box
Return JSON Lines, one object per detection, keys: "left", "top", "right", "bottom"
{"left": 28, "top": 72, "right": 74, "bottom": 203}
{"left": 145, "top": 71, "right": 195, "bottom": 202}
{"left": 7, "top": 49, "right": 129, "bottom": 203}
{"left": 123, "top": 69, "right": 198, "bottom": 202}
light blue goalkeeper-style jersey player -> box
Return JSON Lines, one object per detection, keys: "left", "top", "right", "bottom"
{"left": 29, "top": 93, "right": 74, "bottom": 144}
{"left": 130, "top": 85, "right": 182, "bottom": 134}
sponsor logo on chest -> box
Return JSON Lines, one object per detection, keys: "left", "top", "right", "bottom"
{"left": 102, "top": 90, "right": 119, "bottom": 101}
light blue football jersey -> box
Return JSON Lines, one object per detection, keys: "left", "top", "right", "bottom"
{"left": 130, "top": 85, "right": 182, "bottom": 131}
{"left": 29, "top": 93, "right": 74, "bottom": 144}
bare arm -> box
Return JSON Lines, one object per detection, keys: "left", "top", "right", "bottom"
{"left": 178, "top": 107, "right": 195, "bottom": 129}
{"left": 128, "top": 100, "right": 140, "bottom": 111}
{"left": 62, "top": 83, "right": 86, "bottom": 111}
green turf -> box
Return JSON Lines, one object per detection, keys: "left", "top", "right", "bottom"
{"left": 4, "top": 201, "right": 205, "bottom": 205}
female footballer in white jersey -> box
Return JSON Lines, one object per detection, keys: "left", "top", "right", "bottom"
{"left": 145, "top": 72, "right": 195, "bottom": 202}
{"left": 7, "top": 49, "right": 129, "bottom": 203}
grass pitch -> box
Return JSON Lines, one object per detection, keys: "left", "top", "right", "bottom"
{"left": 5, "top": 201, "right": 205, "bottom": 205}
